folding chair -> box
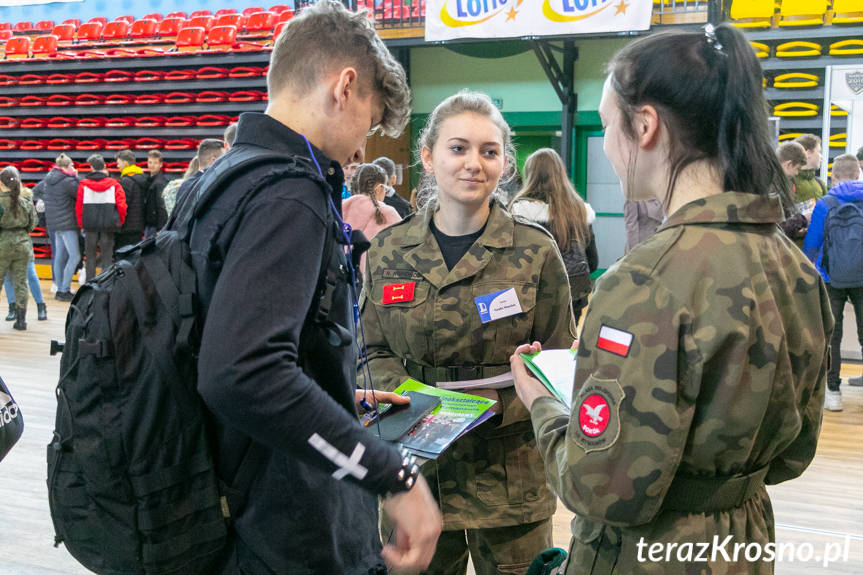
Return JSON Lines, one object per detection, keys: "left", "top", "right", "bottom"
{"left": 778, "top": 0, "right": 828, "bottom": 27}
{"left": 215, "top": 13, "right": 245, "bottom": 29}
{"left": 274, "top": 21, "right": 288, "bottom": 41}
{"left": 244, "top": 11, "right": 277, "bottom": 34}
{"left": 830, "top": 133, "right": 847, "bottom": 148}
{"left": 4, "top": 36, "right": 30, "bottom": 59}
{"left": 114, "top": 15, "right": 135, "bottom": 24}
{"left": 51, "top": 24, "right": 76, "bottom": 42}
{"left": 832, "top": 0, "right": 863, "bottom": 24}
{"left": 32, "top": 35, "right": 59, "bottom": 58}
{"left": 87, "top": 17, "right": 108, "bottom": 27}
{"left": 0, "top": 30, "right": 11, "bottom": 43}
{"left": 831, "top": 104, "right": 848, "bottom": 117}
{"left": 76, "top": 22, "right": 104, "bottom": 42}
{"left": 216, "top": 9, "right": 239, "bottom": 17}
{"left": 158, "top": 17, "right": 184, "bottom": 38}
{"left": 829, "top": 39, "right": 863, "bottom": 55}
{"left": 46, "top": 94, "right": 74, "bottom": 106}
{"left": 62, "top": 19, "right": 81, "bottom": 28}
{"left": 102, "top": 21, "right": 131, "bottom": 41}
{"left": 174, "top": 27, "right": 205, "bottom": 52}
{"left": 243, "top": 7, "right": 267, "bottom": 17}
{"left": 12, "top": 22, "right": 32, "bottom": 33}
{"left": 270, "top": 5, "right": 294, "bottom": 15}
{"left": 190, "top": 10, "right": 212, "bottom": 18}
{"left": 775, "top": 40, "right": 822, "bottom": 57}
{"left": 773, "top": 102, "right": 819, "bottom": 117}
{"left": 183, "top": 15, "right": 214, "bottom": 32}
{"left": 130, "top": 19, "right": 158, "bottom": 39}
{"left": 166, "top": 11, "right": 188, "bottom": 19}
{"left": 772, "top": 72, "right": 819, "bottom": 88}
{"left": 143, "top": 13, "right": 164, "bottom": 22}
{"left": 35, "top": 20, "right": 55, "bottom": 32}
{"left": 730, "top": 0, "right": 775, "bottom": 28}
{"left": 207, "top": 25, "right": 238, "bottom": 50}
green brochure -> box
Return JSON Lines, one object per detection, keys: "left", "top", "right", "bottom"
{"left": 520, "top": 349, "right": 577, "bottom": 409}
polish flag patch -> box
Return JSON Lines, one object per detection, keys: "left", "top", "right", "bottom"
{"left": 596, "top": 325, "right": 633, "bottom": 357}
{"left": 382, "top": 282, "right": 416, "bottom": 305}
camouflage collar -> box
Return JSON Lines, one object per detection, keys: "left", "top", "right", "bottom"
{"left": 401, "top": 200, "right": 514, "bottom": 248}
{"left": 658, "top": 192, "right": 783, "bottom": 232}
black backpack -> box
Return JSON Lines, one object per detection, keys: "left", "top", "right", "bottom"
{"left": 47, "top": 149, "right": 334, "bottom": 575}
{"left": 822, "top": 195, "right": 863, "bottom": 288}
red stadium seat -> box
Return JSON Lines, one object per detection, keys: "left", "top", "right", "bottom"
{"left": 243, "top": 7, "right": 266, "bottom": 17}
{"left": 0, "top": 97, "right": 16, "bottom": 107}
{"left": 274, "top": 21, "right": 287, "bottom": 40}
{"left": 158, "top": 17, "right": 184, "bottom": 38}
{"left": 19, "top": 73, "right": 44, "bottom": 84}
{"left": 164, "top": 162, "right": 190, "bottom": 173}
{"left": 46, "top": 94, "right": 73, "bottom": 106}
{"left": 215, "top": 13, "right": 244, "bottom": 29}
{"left": 133, "top": 94, "right": 163, "bottom": 105}
{"left": 87, "top": 17, "right": 108, "bottom": 26}
{"left": 104, "top": 70, "right": 133, "bottom": 82}
{"left": 0, "top": 74, "right": 15, "bottom": 85}
{"left": 74, "top": 117, "right": 105, "bottom": 127}
{"left": 190, "top": 10, "right": 212, "bottom": 18}
{"left": 164, "top": 138, "right": 199, "bottom": 149}
{"left": 0, "top": 30, "right": 12, "bottom": 42}
{"left": 164, "top": 92, "right": 195, "bottom": 104}
{"left": 174, "top": 27, "right": 205, "bottom": 52}
{"left": 270, "top": 5, "right": 293, "bottom": 14}
{"left": 47, "top": 73, "right": 72, "bottom": 84}
{"left": 19, "top": 159, "right": 53, "bottom": 172}
{"left": 278, "top": 10, "right": 295, "bottom": 23}
{"left": 229, "top": 90, "right": 265, "bottom": 102}
{"left": 143, "top": 13, "right": 163, "bottom": 22}
{"left": 104, "top": 118, "right": 134, "bottom": 128}
{"left": 75, "top": 139, "right": 107, "bottom": 150}
{"left": 134, "top": 116, "right": 167, "bottom": 127}
{"left": 18, "top": 118, "right": 43, "bottom": 128}
{"left": 62, "top": 18, "right": 81, "bottom": 28}
{"left": 166, "top": 11, "right": 187, "bottom": 19}
{"left": 244, "top": 11, "right": 277, "bottom": 33}
{"left": 104, "top": 94, "right": 133, "bottom": 105}
{"left": 183, "top": 15, "right": 213, "bottom": 31}
{"left": 133, "top": 69, "right": 165, "bottom": 82}
{"left": 102, "top": 21, "right": 130, "bottom": 41}
{"left": 134, "top": 138, "right": 164, "bottom": 150}
{"left": 195, "top": 66, "right": 228, "bottom": 79}
{"left": 4, "top": 36, "right": 30, "bottom": 59}
{"left": 73, "top": 72, "right": 103, "bottom": 83}
{"left": 228, "top": 66, "right": 265, "bottom": 78}
{"left": 130, "top": 19, "right": 158, "bottom": 39}
{"left": 47, "top": 138, "right": 75, "bottom": 150}
{"left": 74, "top": 94, "right": 103, "bottom": 106}
{"left": 20, "top": 140, "right": 46, "bottom": 150}
{"left": 164, "top": 69, "right": 194, "bottom": 81}
{"left": 207, "top": 25, "right": 237, "bottom": 50}
{"left": 215, "top": 9, "right": 238, "bottom": 17}
{"left": 114, "top": 15, "right": 135, "bottom": 24}
{"left": 164, "top": 116, "right": 196, "bottom": 127}
{"left": 196, "top": 114, "right": 231, "bottom": 126}
{"left": 12, "top": 22, "right": 33, "bottom": 33}
{"left": 32, "top": 35, "right": 58, "bottom": 57}
{"left": 0, "top": 139, "right": 17, "bottom": 149}
{"left": 0, "top": 23, "right": 10, "bottom": 31}
{"left": 0, "top": 117, "right": 19, "bottom": 128}
{"left": 76, "top": 22, "right": 104, "bottom": 42}
{"left": 196, "top": 91, "right": 229, "bottom": 103}
{"left": 35, "top": 20, "right": 55, "bottom": 31}
{"left": 51, "top": 24, "right": 76, "bottom": 42}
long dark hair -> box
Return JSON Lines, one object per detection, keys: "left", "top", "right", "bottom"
{"left": 0, "top": 166, "right": 22, "bottom": 215}
{"left": 607, "top": 24, "right": 791, "bottom": 205}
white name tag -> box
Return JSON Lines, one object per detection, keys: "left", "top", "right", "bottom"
{"left": 474, "top": 287, "right": 523, "bottom": 323}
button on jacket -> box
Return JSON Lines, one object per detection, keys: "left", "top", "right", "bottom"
{"left": 361, "top": 200, "right": 576, "bottom": 530}
{"left": 531, "top": 192, "right": 832, "bottom": 574}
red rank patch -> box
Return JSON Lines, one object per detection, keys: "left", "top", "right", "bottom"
{"left": 382, "top": 282, "right": 416, "bottom": 305}
{"left": 579, "top": 394, "right": 610, "bottom": 437}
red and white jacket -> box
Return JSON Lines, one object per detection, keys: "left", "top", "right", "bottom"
{"left": 76, "top": 172, "right": 127, "bottom": 231}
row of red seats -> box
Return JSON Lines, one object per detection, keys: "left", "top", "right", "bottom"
{"left": 0, "top": 66, "right": 267, "bottom": 86}
{"left": 2, "top": 25, "right": 278, "bottom": 59}
{"left": 0, "top": 91, "right": 267, "bottom": 107}
{"left": 0, "top": 115, "right": 238, "bottom": 128}
{"left": 0, "top": 159, "right": 191, "bottom": 172}
{"left": 0, "top": 6, "right": 294, "bottom": 33}
{"left": 0, "top": 138, "right": 202, "bottom": 150}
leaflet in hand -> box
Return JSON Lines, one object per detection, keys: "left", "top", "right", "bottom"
{"left": 519, "top": 349, "right": 577, "bottom": 409}
{"left": 387, "top": 379, "right": 497, "bottom": 459}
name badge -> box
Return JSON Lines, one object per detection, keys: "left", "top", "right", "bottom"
{"left": 382, "top": 282, "right": 416, "bottom": 305}
{"left": 474, "top": 287, "right": 523, "bottom": 323}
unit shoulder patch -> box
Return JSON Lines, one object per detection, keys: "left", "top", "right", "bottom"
{"left": 573, "top": 375, "right": 624, "bottom": 453}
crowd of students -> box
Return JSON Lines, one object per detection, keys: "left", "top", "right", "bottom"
{"left": 0, "top": 3, "right": 848, "bottom": 574}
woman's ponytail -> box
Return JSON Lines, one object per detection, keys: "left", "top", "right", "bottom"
{"left": 0, "top": 166, "right": 22, "bottom": 215}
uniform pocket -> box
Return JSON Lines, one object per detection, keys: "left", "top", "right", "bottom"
{"left": 472, "top": 421, "right": 549, "bottom": 507}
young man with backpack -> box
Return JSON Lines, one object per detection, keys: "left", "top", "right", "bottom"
{"left": 114, "top": 149, "right": 149, "bottom": 250}
{"left": 803, "top": 153, "right": 863, "bottom": 411}
{"left": 143, "top": 149, "right": 168, "bottom": 239}
{"left": 75, "top": 154, "right": 125, "bottom": 282}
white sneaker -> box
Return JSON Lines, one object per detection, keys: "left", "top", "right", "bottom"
{"left": 825, "top": 389, "right": 843, "bottom": 412}
{"left": 50, "top": 283, "right": 58, "bottom": 293}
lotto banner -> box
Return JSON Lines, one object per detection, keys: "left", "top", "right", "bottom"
{"left": 425, "top": 0, "right": 652, "bottom": 41}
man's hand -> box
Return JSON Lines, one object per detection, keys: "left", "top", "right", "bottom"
{"left": 381, "top": 474, "right": 441, "bottom": 572}
{"left": 510, "top": 341, "right": 553, "bottom": 410}
{"left": 354, "top": 390, "right": 410, "bottom": 413}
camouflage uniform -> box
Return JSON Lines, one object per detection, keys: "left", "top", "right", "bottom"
{"left": 361, "top": 201, "right": 576, "bottom": 574}
{"left": 0, "top": 189, "right": 37, "bottom": 316}
{"left": 531, "top": 192, "right": 832, "bottom": 574}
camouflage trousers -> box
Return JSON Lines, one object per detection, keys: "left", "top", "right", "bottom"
{"left": 0, "top": 239, "right": 31, "bottom": 313}
{"left": 422, "top": 519, "right": 552, "bottom": 575}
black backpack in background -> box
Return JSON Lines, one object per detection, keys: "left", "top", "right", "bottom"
{"left": 47, "top": 150, "right": 332, "bottom": 575}
{"left": 822, "top": 195, "right": 863, "bottom": 289}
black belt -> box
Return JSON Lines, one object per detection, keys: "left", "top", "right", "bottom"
{"left": 402, "top": 358, "right": 509, "bottom": 386}
{"left": 661, "top": 466, "right": 769, "bottom": 513}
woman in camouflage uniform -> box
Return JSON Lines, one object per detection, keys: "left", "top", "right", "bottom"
{"left": 360, "top": 91, "right": 575, "bottom": 574}
{"left": 511, "top": 25, "right": 833, "bottom": 574}
{"left": 0, "top": 166, "right": 37, "bottom": 330}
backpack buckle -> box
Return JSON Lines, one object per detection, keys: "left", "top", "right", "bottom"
{"left": 78, "top": 339, "right": 113, "bottom": 358}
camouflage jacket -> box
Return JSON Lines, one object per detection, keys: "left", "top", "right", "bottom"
{"left": 361, "top": 201, "right": 576, "bottom": 529}
{"left": 531, "top": 192, "right": 832, "bottom": 574}
{"left": 0, "top": 189, "right": 37, "bottom": 245}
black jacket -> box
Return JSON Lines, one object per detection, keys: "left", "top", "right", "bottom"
{"left": 384, "top": 190, "right": 412, "bottom": 218}
{"left": 119, "top": 171, "right": 149, "bottom": 233}
{"left": 188, "top": 113, "right": 403, "bottom": 575}
{"left": 144, "top": 171, "right": 169, "bottom": 228}
{"left": 33, "top": 167, "right": 80, "bottom": 232}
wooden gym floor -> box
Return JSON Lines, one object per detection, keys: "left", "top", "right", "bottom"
{"left": 0, "top": 281, "right": 860, "bottom": 574}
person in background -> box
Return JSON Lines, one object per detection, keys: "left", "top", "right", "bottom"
{"left": 114, "top": 149, "right": 149, "bottom": 250}
{"left": 510, "top": 147, "right": 598, "bottom": 324}
{"left": 803, "top": 153, "right": 863, "bottom": 411}
{"left": 342, "top": 163, "right": 401, "bottom": 274}
{"left": 361, "top": 91, "right": 575, "bottom": 574}
{"left": 510, "top": 24, "right": 832, "bottom": 574}
{"left": 163, "top": 156, "right": 198, "bottom": 218}
{"left": 173, "top": 139, "right": 226, "bottom": 209}
{"left": 623, "top": 198, "right": 664, "bottom": 253}
{"left": 342, "top": 161, "right": 358, "bottom": 199}
{"left": 143, "top": 150, "right": 168, "bottom": 239}
{"left": 0, "top": 167, "right": 37, "bottom": 330}
{"left": 223, "top": 123, "right": 238, "bottom": 150}
{"left": 3, "top": 183, "right": 47, "bottom": 320}
{"left": 793, "top": 133, "right": 827, "bottom": 202}
{"left": 776, "top": 141, "right": 809, "bottom": 242}
{"left": 373, "top": 156, "right": 412, "bottom": 217}
{"left": 76, "top": 155, "right": 126, "bottom": 282}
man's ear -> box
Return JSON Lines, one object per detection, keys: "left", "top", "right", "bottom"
{"left": 333, "top": 67, "right": 359, "bottom": 111}
{"left": 633, "top": 104, "right": 661, "bottom": 150}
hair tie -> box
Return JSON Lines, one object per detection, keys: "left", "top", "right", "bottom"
{"left": 703, "top": 23, "right": 724, "bottom": 54}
